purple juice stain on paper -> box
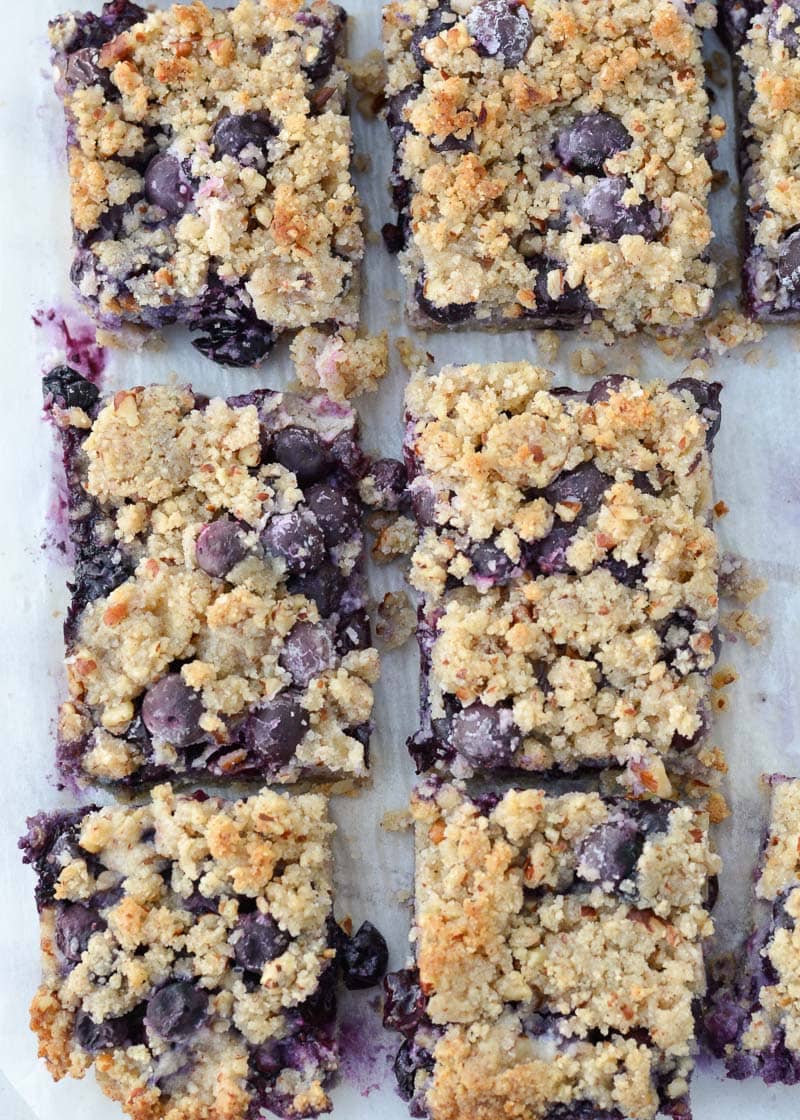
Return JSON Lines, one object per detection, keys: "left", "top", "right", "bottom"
{"left": 338, "top": 999, "right": 395, "bottom": 1097}
{"left": 35, "top": 306, "right": 107, "bottom": 562}
{"left": 33, "top": 305, "right": 106, "bottom": 382}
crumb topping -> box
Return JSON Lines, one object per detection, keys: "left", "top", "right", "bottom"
{"left": 290, "top": 326, "right": 390, "bottom": 401}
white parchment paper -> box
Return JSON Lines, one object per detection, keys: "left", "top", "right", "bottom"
{"left": 1, "top": 3, "right": 799, "bottom": 1117}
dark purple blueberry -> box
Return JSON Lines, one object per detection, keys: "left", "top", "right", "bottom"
{"left": 363, "top": 459, "right": 408, "bottom": 511}
{"left": 415, "top": 275, "right": 475, "bottom": 325}
{"left": 468, "top": 540, "right": 516, "bottom": 584}
{"left": 465, "top": 0, "right": 532, "bottom": 65}
{"left": 337, "top": 609, "right": 372, "bottom": 654}
{"left": 288, "top": 563, "right": 345, "bottom": 618}
{"left": 383, "top": 221, "right": 407, "bottom": 254}
{"left": 65, "top": 47, "right": 116, "bottom": 97}
{"left": 212, "top": 112, "right": 276, "bottom": 163}
{"left": 394, "top": 1039, "right": 434, "bottom": 1100}
{"left": 261, "top": 511, "right": 326, "bottom": 575}
{"left": 526, "top": 255, "right": 589, "bottom": 320}
{"left": 234, "top": 913, "right": 291, "bottom": 972}
{"left": 196, "top": 520, "right": 247, "bottom": 578}
{"left": 409, "top": 479, "right": 437, "bottom": 527}
{"left": 410, "top": 8, "right": 452, "bottom": 70}
{"left": 42, "top": 366, "right": 100, "bottom": 413}
{"left": 191, "top": 292, "right": 276, "bottom": 369}
{"left": 341, "top": 921, "right": 389, "bottom": 990}
{"left": 271, "top": 427, "right": 330, "bottom": 484}
{"left": 383, "top": 969, "right": 428, "bottom": 1036}
{"left": 144, "top": 153, "right": 192, "bottom": 217}
{"left": 181, "top": 891, "right": 220, "bottom": 916}
{"left": 577, "top": 819, "right": 643, "bottom": 886}
{"left": 532, "top": 524, "right": 576, "bottom": 574}
{"left": 141, "top": 674, "right": 204, "bottom": 748}
{"left": 587, "top": 373, "right": 635, "bottom": 405}
{"left": 659, "top": 607, "right": 698, "bottom": 671}
{"left": 772, "top": 888, "right": 797, "bottom": 932}
{"left": 252, "top": 1039, "right": 285, "bottom": 1078}
{"left": 543, "top": 462, "right": 610, "bottom": 523}
{"left": 244, "top": 691, "right": 310, "bottom": 766}
{"left": 56, "top": 903, "right": 106, "bottom": 962}
{"left": 75, "top": 1009, "right": 132, "bottom": 1053}
{"left": 386, "top": 85, "right": 422, "bottom": 139}
{"left": 146, "top": 982, "right": 208, "bottom": 1042}
{"left": 296, "top": 11, "right": 341, "bottom": 81}
{"left": 296, "top": 963, "right": 338, "bottom": 1026}
{"left": 580, "top": 176, "right": 658, "bottom": 241}
{"left": 668, "top": 378, "right": 722, "bottom": 448}
{"left": 449, "top": 703, "right": 521, "bottom": 768}
{"left": 305, "top": 484, "right": 360, "bottom": 547}
{"left": 279, "top": 621, "right": 337, "bottom": 688}
{"left": 602, "top": 556, "right": 645, "bottom": 586}
{"left": 555, "top": 112, "right": 632, "bottom": 175}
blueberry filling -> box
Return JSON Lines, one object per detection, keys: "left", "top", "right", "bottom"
{"left": 525, "top": 255, "right": 590, "bottom": 321}
{"left": 340, "top": 921, "right": 389, "bottom": 990}
{"left": 383, "top": 969, "right": 430, "bottom": 1037}
{"left": 234, "top": 913, "right": 291, "bottom": 972}
{"left": 243, "top": 692, "right": 311, "bottom": 768}
{"left": 262, "top": 511, "right": 326, "bottom": 575}
{"left": 279, "top": 621, "right": 338, "bottom": 689}
{"left": 144, "top": 153, "right": 193, "bottom": 217}
{"left": 75, "top": 1008, "right": 138, "bottom": 1054}
{"left": 410, "top": 7, "right": 453, "bottom": 71}
{"left": 213, "top": 112, "right": 276, "bottom": 164}
{"left": 146, "top": 982, "right": 209, "bottom": 1041}
{"left": 43, "top": 365, "right": 101, "bottom": 413}
{"left": 189, "top": 288, "right": 276, "bottom": 368}
{"left": 449, "top": 702, "right": 522, "bottom": 768}
{"left": 777, "top": 230, "right": 800, "bottom": 291}
{"left": 195, "top": 519, "right": 247, "bottom": 578}
{"left": 579, "top": 176, "right": 659, "bottom": 241}
{"left": 55, "top": 902, "right": 106, "bottom": 963}
{"left": 415, "top": 275, "right": 476, "bottom": 325}
{"left": 271, "top": 427, "right": 331, "bottom": 484}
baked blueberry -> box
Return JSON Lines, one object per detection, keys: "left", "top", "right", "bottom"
{"left": 383, "top": 969, "right": 429, "bottom": 1036}
{"left": 75, "top": 1009, "right": 134, "bottom": 1054}
{"left": 415, "top": 275, "right": 476, "bottom": 325}
{"left": 271, "top": 427, "right": 330, "bottom": 484}
{"left": 543, "top": 462, "right": 610, "bottom": 523}
{"left": 468, "top": 539, "right": 517, "bottom": 584}
{"left": 577, "top": 819, "right": 643, "bottom": 886}
{"left": 146, "top": 982, "right": 208, "bottom": 1041}
{"left": 554, "top": 112, "right": 632, "bottom": 174}
{"left": 141, "top": 674, "right": 205, "bottom": 748}
{"left": 144, "top": 153, "right": 192, "bottom": 217}
{"left": 279, "top": 621, "right": 337, "bottom": 689}
{"left": 244, "top": 692, "right": 310, "bottom": 766}
{"left": 55, "top": 902, "right": 106, "bottom": 962}
{"left": 450, "top": 703, "right": 521, "bottom": 767}
{"left": 410, "top": 7, "right": 452, "bottom": 70}
{"left": 261, "top": 511, "right": 326, "bottom": 575}
{"left": 777, "top": 230, "right": 800, "bottom": 290}
{"left": 190, "top": 291, "right": 276, "bottom": 368}
{"left": 234, "top": 913, "right": 291, "bottom": 972}
{"left": 42, "top": 365, "right": 100, "bottom": 412}
{"left": 213, "top": 112, "right": 276, "bottom": 163}
{"left": 340, "top": 921, "right": 389, "bottom": 990}
{"left": 586, "top": 373, "right": 635, "bottom": 404}
{"left": 580, "top": 176, "right": 658, "bottom": 241}
{"left": 466, "top": 0, "right": 532, "bottom": 65}
{"left": 195, "top": 520, "right": 247, "bottom": 578}
{"left": 288, "top": 563, "right": 346, "bottom": 617}
{"left": 305, "top": 483, "right": 360, "bottom": 547}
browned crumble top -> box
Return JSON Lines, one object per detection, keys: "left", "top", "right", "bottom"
{"left": 30, "top": 784, "right": 336, "bottom": 1120}
{"left": 50, "top": 0, "right": 363, "bottom": 334}
{"left": 410, "top": 784, "right": 718, "bottom": 1119}
{"left": 57, "top": 384, "right": 377, "bottom": 784}
{"left": 382, "top": 0, "right": 722, "bottom": 333}
{"left": 406, "top": 362, "right": 715, "bottom": 594}
{"left": 290, "top": 326, "right": 389, "bottom": 401}
{"left": 739, "top": 8, "right": 800, "bottom": 277}
{"left": 737, "top": 780, "right": 800, "bottom": 1058}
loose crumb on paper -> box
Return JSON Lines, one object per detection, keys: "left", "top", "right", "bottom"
{"left": 375, "top": 591, "right": 416, "bottom": 650}
{"left": 721, "top": 608, "right": 769, "bottom": 647}
{"left": 290, "top": 326, "right": 388, "bottom": 402}
{"left": 382, "top": 809, "right": 412, "bottom": 832}
{"left": 720, "top": 554, "right": 768, "bottom": 604}
{"left": 395, "top": 336, "right": 432, "bottom": 374}
{"left": 370, "top": 514, "right": 417, "bottom": 565}
{"left": 704, "top": 307, "right": 765, "bottom": 355}
{"left": 569, "top": 347, "right": 606, "bottom": 377}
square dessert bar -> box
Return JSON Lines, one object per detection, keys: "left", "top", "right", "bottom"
{"left": 405, "top": 363, "right": 721, "bottom": 788}
{"left": 382, "top": 0, "right": 723, "bottom": 334}
{"left": 46, "top": 368, "right": 378, "bottom": 789}
{"left": 720, "top": 0, "right": 800, "bottom": 320}
{"left": 705, "top": 775, "right": 800, "bottom": 1083}
{"left": 49, "top": 0, "right": 362, "bottom": 365}
{"left": 383, "top": 783, "right": 719, "bottom": 1119}
{"left": 21, "top": 784, "right": 340, "bottom": 1120}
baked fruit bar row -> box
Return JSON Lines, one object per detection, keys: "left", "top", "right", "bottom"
{"left": 50, "top": 0, "right": 363, "bottom": 364}
{"left": 384, "top": 782, "right": 720, "bottom": 1119}
{"left": 404, "top": 362, "right": 721, "bottom": 794}
{"left": 21, "top": 783, "right": 388, "bottom": 1120}
{"left": 46, "top": 368, "right": 379, "bottom": 791}
{"left": 381, "top": 0, "right": 723, "bottom": 334}
{"left": 706, "top": 775, "right": 800, "bottom": 1084}
{"left": 721, "top": 0, "right": 800, "bottom": 321}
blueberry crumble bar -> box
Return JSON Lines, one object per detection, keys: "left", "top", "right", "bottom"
{"left": 383, "top": 782, "right": 719, "bottom": 1119}
{"left": 404, "top": 363, "right": 721, "bottom": 787}
{"left": 705, "top": 775, "right": 800, "bottom": 1083}
{"left": 45, "top": 368, "right": 378, "bottom": 789}
{"left": 720, "top": 0, "right": 800, "bottom": 320}
{"left": 382, "top": 0, "right": 723, "bottom": 334}
{"left": 49, "top": 0, "right": 363, "bottom": 365}
{"left": 21, "top": 784, "right": 340, "bottom": 1120}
